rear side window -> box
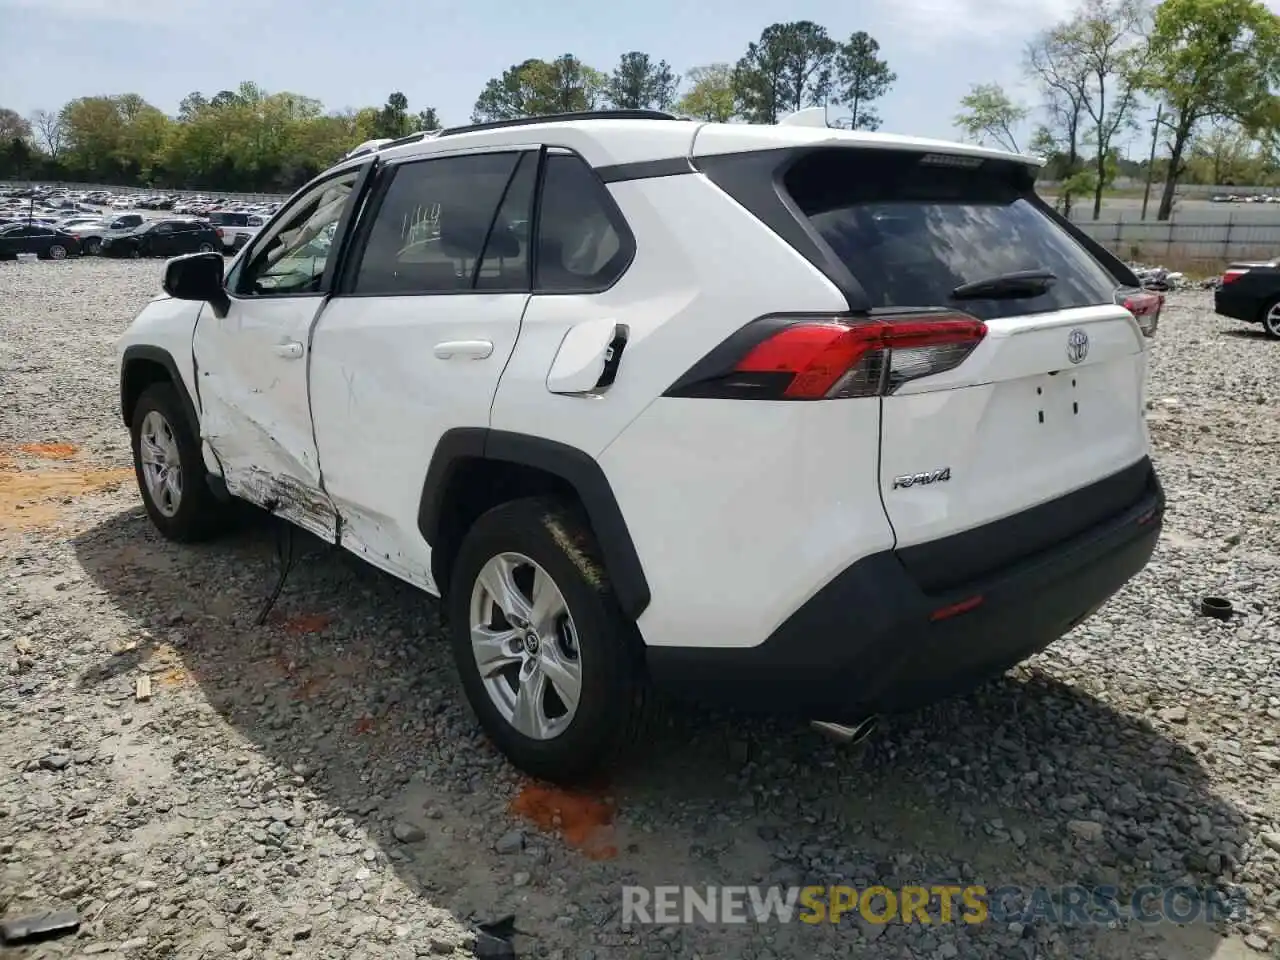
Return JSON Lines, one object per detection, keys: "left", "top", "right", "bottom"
{"left": 352, "top": 152, "right": 524, "bottom": 296}
{"left": 783, "top": 150, "right": 1118, "bottom": 321}
{"left": 208, "top": 212, "right": 249, "bottom": 227}
{"left": 534, "top": 153, "right": 632, "bottom": 292}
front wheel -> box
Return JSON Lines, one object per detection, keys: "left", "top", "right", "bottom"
{"left": 447, "top": 497, "right": 649, "bottom": 784}
{"left": 48, "top": 244, "right": 68, "bottom": 260}
{"left": 85, "top": 238, "right": 102, "bottom": 255}
{"left": 197, "top": 242, "right": 216, "bottom": 254}
{"left": 130, "top": 383, "right": 227, "bottom": 542}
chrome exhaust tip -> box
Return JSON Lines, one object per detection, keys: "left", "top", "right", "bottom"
{"left": 810, "top": 716, "right": 879, "bottom": 745}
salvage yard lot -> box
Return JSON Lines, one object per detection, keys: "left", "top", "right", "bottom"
{"left": 0, "top": 259, "right": 1278, "bottom": 960}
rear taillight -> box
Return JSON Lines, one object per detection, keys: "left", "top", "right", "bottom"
{"left": 664, "top": 313, "right": 988, "bottom": 400}
{"left": 1221, "top": 268, "right": 1248, "bottom": 284}
{"left": 1117, "top": 289, "right": 1163, "bottom": 338}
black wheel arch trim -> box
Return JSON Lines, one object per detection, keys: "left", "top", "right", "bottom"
{"left": 120, "top": 344, "right": 200, "bottom": 438}
{"left": 418, "top": 428, "right": 652, "bottom": 620}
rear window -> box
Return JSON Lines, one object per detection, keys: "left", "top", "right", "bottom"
{"left": 783, "top": 149, "right": 1119, "bottom": 321}
{"left": 207, "top": 212, "right": 249, "bottom": 227}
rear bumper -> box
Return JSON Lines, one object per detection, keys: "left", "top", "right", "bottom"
{"left": 646, "top": 458, "right": 1164, "bottom": 720}
{"left": 1214, "top": 290, "right": 1259, "bottom": 324}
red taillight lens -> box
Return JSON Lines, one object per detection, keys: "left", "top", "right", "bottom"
{"left": 1117, "top": 289, "right": 1162, "bottom": 338}
{"left": 668, "top": 313, "right": 987, "bottom": 401}
{"left": 1221, "top": 269, "right": 1248, "bottom": 284}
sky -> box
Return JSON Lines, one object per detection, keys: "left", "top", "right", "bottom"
{"left": 0, "top": 0, "right": 1275, "bottom": 155}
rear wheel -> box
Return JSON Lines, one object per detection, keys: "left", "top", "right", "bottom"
{"left": 47, "top": 244, "right": 68, "bottom": 260}
{"left": 197, "top": 242, "right": 216, "bottom": 254}
{"left": 447, "top": 497, "right": 649, "bottom": 784}
{"left": 130, "top": 383, "right": 227, "bottom": 542}
{"left": 1262, "top": 299, "right": 1280, "bottom": 339}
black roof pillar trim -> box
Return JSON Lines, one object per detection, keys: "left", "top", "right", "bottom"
{"left": 595, "top": 157, "right": 695, "bottom": 183}
{"left": 418, "top": 428, "right": 652, "bottom": 620}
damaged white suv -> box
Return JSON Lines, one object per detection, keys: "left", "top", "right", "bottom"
{"left": 116, "top": 110, "right": 1165, "bottom": 783}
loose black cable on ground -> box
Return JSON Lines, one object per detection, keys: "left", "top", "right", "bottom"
{"left": 255, "top": 513, "right": 297, "bottom": 626}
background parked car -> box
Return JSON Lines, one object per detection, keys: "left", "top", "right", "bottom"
{"left": 205, "top": 210, "right": 264, "bottom": 253}
{"left": 100, "top": 218, "right": 221, "bottom": 258}
{"left": 1214, "top": 257, "right": 1280, "bottom": 338}
{"left": 72, "top": 214, "right": 148, "bottom": 254}
{"left": 0, "top": 222, "right": 81, "bottom": 260}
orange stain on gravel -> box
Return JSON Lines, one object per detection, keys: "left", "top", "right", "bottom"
{"left": 0, "top": 464, "right": 133, "bottom": 531}
{"left": 510, "top": 782, "right": 619, "bottom": 860}
{"left": 282, "top": 613, "right": 332, "bottom": 634}
{"left": 18, "top": 442, "right": 80, "bottom": 460}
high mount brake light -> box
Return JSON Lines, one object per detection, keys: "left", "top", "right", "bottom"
{"left": 665, "top": 313, "right": 988, "bottom": 401}
{"left": 1117, "top": 289, "right": 1162, "bottom": 338}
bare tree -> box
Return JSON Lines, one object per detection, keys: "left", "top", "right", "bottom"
{"left": 1025, "top": 23, "right": 1092, "bottom": 216}
{"left": 30, "top": 109, "right": 66, "bottom": 160}
{"left": 1065, "top": 0, "right": 1151, "bottom": 219}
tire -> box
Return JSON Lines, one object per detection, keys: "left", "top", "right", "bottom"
{"left": 197, "top": 242, "right": 216, "bottom": 254}
{"left": 447, "top": 496, "right": 649, "bottom": 784}
{"left": 129, "top": 382, "right": 227, "bottom": 542}
{"left": 1262, "top": 298, "right": 1280, "bottom": 339}
{"left": 85, "top": 238, "right": 102, "bottom": 255}
{"left": 48, "top": 244, "right": 68, "bottom": 260}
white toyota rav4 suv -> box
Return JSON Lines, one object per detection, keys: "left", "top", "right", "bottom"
{"left": 116, "top": 110, "right": 1165, "bottom": 783}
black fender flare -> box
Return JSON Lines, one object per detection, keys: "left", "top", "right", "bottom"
{"left": 418, "top": 428, "right": 652, "bottom": 620}
{"left": 120, "top": 344, "right": 200, "bottom": 438}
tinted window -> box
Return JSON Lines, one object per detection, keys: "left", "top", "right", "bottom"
{"left": 352, "top": 152, "right": 522, "bottom": 296}
{"left": 783, "top": 149, "right": 1118, "bottom": 321}
{"left": 534, "top": 153, "right": 631, "bottom": 292}
{"left": 476, "top": 153, "right": 537, "bottom": 292}
{"left": 237, "top": 170, "right": 359, "bottom": 297}
{"left": 208, "top": 212, "right": 249, "bottom": 227}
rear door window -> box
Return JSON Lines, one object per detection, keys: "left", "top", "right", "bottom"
{"left": 783, "top": 149, "right": 1119, "bottom": 321}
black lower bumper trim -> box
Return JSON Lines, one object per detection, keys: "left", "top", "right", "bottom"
{"left": 646, "top": 461, "right": 1164, "bottom": 720}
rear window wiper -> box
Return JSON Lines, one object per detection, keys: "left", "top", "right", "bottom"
{"left": 952, "top": 269, "right": 1057, "bottom": 300}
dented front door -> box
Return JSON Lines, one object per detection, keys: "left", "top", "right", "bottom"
{"left": 192, "top": 164, "right": 370, "bottom": 541}
{"left": 194, "top": 295, "right": 336, "bottom": 540}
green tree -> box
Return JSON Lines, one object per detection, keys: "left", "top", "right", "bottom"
{"left": 608, "top": 52, "right": 680, "bottom": 110}
{"left": 0, "top": 108, "right": 31, "bottom": 143}
{"left": 676, "top": 64, "right": 737, "bottom": 121}
{"left": 734, "top": 21, "right": 837, "bottom": 123}
{"left": 472, "top": 56, "right": 605, "bottom": 122}
{"left": 1140, "top": 0, "right": 1280, "bottom": 219}
{"left": 377, "top": 92, "right": 410, "bottom": 138}
{"left": 954, "top": 82, "right": 1029, "bottom": 152}
{"left": 416, "top": 107, "right": 442, "bottom": 131}
{"left": 834, "top": 32, "right": 895, "bottom": 130}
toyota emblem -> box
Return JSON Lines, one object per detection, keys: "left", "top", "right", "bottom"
{"left": 1066, "top": 328, "right": 1089, "bottom": 364}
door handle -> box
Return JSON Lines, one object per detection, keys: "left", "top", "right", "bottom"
{"left": 433, "top": 340, "right": 494, "bottom": 360}
{"left": 274, "top": 341, "right": 304, "bottom": 359}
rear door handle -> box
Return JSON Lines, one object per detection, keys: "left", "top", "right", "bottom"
{"left": 274, "top": 341, "right": 304, "bottom": 359}
{"left": 434, "top": 340, "right": 494, "bottom": 360}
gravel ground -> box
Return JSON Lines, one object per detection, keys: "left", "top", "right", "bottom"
{"left": 1, "top": 259, "right": 1278, "bottom": 960}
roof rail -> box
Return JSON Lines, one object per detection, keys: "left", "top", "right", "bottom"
{"left": 436, "top": 109, "right": 684, "bottom": 138}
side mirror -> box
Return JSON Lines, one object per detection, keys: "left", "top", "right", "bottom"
{"left": 163, "top": 251, "right": 229, "bottom": 312}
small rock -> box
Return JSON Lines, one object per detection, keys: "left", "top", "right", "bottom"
{"left": 495, "top": 830, "right": 525, "bottom": 854}
{"left": 1067, "top": 820, "right": 1105, "bottom": 842}
{"left": 1260, "top": 833, "right": 1280, "bottom": 854}
{"left": 291, "top": 926, "right": 312, "bottom": 941}
{"left": 513, "top": 872, "right": 531, "bottom": 887}
{"left": 1158, "top": 706, "right": 1188, "bottom": 724}
{"left": 393, "top": 822, "right": 426, "bottom": 844}
{"left": 1243, "top": 933, "right": 1269, "bottom": 952}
